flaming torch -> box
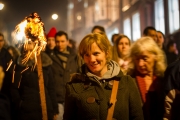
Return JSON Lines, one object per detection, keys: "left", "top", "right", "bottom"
{"left": 14, "top": 12, "right": 48, "bottom": 120}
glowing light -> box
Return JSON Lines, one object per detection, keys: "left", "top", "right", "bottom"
{"left": 95, "top": 2, "right": 99, "bottom": 11}
{"left": 69, "top": 3, "right": 74, "bottom": 9}
{"left": 15, "top": 20, "right": 27, "bottom": 41}
{"left": 14, "top": 12, "right": 47, "bottom": 65}
{"left": 122, "top": 5, "right": 130, "bottom": 12}
{"left": 84, "top": 1, "right": 88, "bottom": 8}
{"left": 0, "top": 3, "right": 4, "bottom": 10}
{"left": 77, "top": 15, "right": 81, "bottom": 21}
{"left": 52, "top": 14, "right": 58, "bottom": 20}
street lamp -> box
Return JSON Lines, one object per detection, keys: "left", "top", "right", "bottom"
{"left": 0, "top": 2, "right": 4, "bottom": 10}
{"left": 52, "top": 14, "right": 58, "bottom": 20}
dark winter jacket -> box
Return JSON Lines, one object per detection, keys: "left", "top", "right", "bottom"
{"left": 0, "top": 92, "right": 11, "bottom": 120}
{"left": 64, "top": 60, "right": 144, "bottom": 120}
{"left": 0, "top": 47, "right": 13, "bottom": 99}
{"left": 48, "top": 47, "right": 79, "bottom": 103}
{"left": 163, "top": 59, "right": 180, "bottom": 120}
{"left": 11, "top": 52, "right": 58, "bottom": 120}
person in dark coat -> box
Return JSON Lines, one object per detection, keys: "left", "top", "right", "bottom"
{"left": 163, "top": 58, "right": 180, "bottom": 120}
{"left": 63, "top": 33, "right": 144, "bottom": 120}
{"left": 0, "top": 33, "right": 13, "bottom": 100}
{"left": 48, "top": 31, "right": 79, "bottom": 120}
{"left": 165, "top": 40, "right": 179, "bottom": 65}
{"left": 0, "top": 66, "right": 11, "bottom": 120}
{"left": 11, "top": 50, "right": 59, "bottom": 120}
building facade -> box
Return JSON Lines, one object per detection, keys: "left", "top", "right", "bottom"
{"left": 67, "top": 0, "right": 180, "bottom": 46}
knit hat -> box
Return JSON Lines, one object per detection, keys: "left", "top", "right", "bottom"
{"left": 47, "top": 27, "right": 57, "bottom": 38}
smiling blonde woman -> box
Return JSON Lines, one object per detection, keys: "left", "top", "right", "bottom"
{"left": 63, "top": 33, "right": 143, "bottom": 120}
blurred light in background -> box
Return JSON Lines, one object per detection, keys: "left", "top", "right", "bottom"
{"left": 52, "top": 14, "right": 58, "bottom": 20}
{"left": 84, "top": 0, "right": 88, "bottom": 8}
{"left": 0, "top": 3, "right": 4, "bottom": 10}
{"left": 77, "top": 15, "right": 81, "bottom": 21}
{"left": 69, "top": 3, "right": 74, "bottom": 9}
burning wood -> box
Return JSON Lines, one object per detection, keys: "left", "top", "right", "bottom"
{"left": 14, "top": 12, "right": 47, "bottom": 65}
{"left": 14, "top": 12, "right": 48, "bottom": 120}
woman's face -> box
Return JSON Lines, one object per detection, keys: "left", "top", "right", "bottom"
{"left": 157, "top": 32, "right": 164, "bottom": 48}
{"left": 134, "top": 51, "right": 156, "bottom": 75}
{"left": 118, "top": 37, "right": 130, "bottom": 57}
{"left": 83, "top": 42, "right": 108, "bottom": 77}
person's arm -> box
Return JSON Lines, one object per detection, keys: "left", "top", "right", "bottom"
{"left": 163, "top": 89, "right": 180, "bottom": 120}
{"left": 63, "top": 83, "right": 78, "bottom": 120}
{"left": 127, "top": 76, "right": 144, "bottom": 120}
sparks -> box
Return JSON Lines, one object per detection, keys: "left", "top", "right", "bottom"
{"left": 14, "top": 12, "right": 47, "bottom": 66}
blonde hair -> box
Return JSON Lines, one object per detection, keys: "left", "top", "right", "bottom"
{"left": 129, "top": 37, "right": 166, "bottom": 77}
{"left": 79, "top": 33, "right": 112, "bottom": 62}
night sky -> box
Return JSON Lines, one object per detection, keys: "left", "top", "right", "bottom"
{"left": 1, "top": 0, "right": 68, "bottom": 35}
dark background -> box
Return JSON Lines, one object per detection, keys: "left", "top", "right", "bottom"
{"left": 1, "top": 0, "right": 68, "bottom": 34}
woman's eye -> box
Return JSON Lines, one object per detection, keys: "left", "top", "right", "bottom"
{"left": 84, "top": 54, "right": 89, "bottom": 57}
{"left": 94, "top": 52, "right": 99, "bottom": 55}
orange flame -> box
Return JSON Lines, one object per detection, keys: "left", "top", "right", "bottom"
{"left": 14, "top": 12, "right": 47, "bottom": 65}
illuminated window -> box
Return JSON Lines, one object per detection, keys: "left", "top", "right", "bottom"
{"left": 168, "top": 0, "right": 179, "bottom": 33}
{"left": 132, "top": 12, "right": 140, "bottom": 41}
{"left": 123, "top": 18, "right": 131, "bottom": 40}
{"left": 68, "top": 3, "right": 74, "bottom": 9}
{"left": 155, "top": 0, "right": 165, "bottom": 34}
{"left": 84, "top": 0, "right": 88, "bottom": 8}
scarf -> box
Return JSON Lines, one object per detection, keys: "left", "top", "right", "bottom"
{"left": 118, "top": 58, "right": 129, "bottom": 69}
{"left": 57, "top": 49, "right": 70, "bottom": 68}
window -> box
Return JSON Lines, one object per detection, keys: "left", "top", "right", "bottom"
{"left": 168, "top": 0, "right": 179, "bottom": 33}
{"left": 84, "top": 0, "right": 88, "bottom": 8}
{"left": 123, "top": 18, "right": 131, "bottom": 40}
{"left": 155, "top": 0, "right": 165, "bottom": 34}
{"left": 132, "top": 12, "right": 140, "bottom": 41}
{"left": 68, "top": 3, "right": 74, "bottom": 9}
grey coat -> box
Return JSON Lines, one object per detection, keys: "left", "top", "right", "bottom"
{"left": 48, "top": 47, "right": 79, "bottom": 103}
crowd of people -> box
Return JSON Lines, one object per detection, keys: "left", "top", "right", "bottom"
{"left": 0, "top": 24, "right": 179, "bottom": 120}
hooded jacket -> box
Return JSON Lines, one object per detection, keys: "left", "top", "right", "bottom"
{"left": 64, "top": 60, "right": 144, "bottom": 120}
{"left": 11, "top": 52, "right": 58, "bottom": 120}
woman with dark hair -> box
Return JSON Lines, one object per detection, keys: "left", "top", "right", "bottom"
{"left": 157, "top": 31, "right": 166, "bottom": 50}
{"left": 63, "top": 33, "right": 143, "bottom": 120}
{"left": 112, "top": 34, "right": 132, "bottom": 75}
{"left": 91, "top": 25, "right": 106, "bottom": 33}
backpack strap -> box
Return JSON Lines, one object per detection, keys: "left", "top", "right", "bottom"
{"left": 106, "top": 80, "right": 119, "bottom": 120}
